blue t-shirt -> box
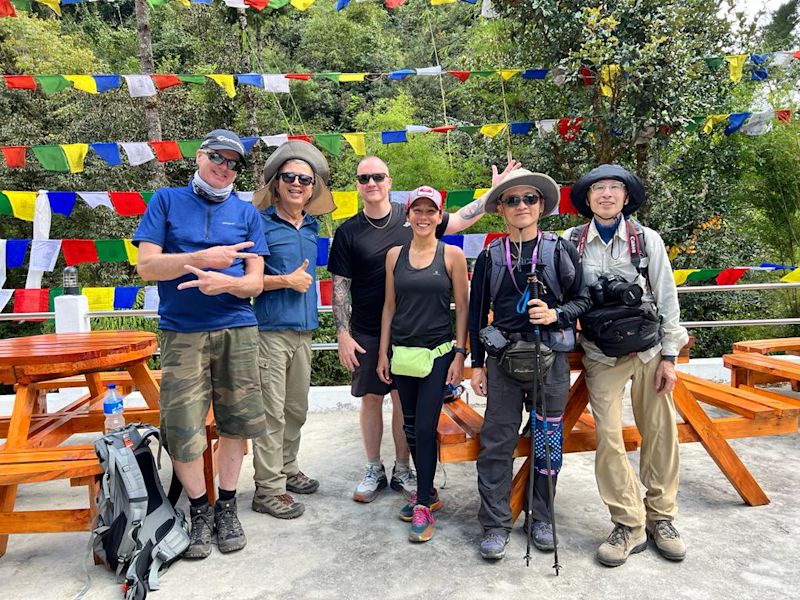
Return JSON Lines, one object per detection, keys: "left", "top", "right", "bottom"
{"left": 254, "top": 206, "right": 319, "bottom": 332}
{"left": 133, "top": 185, "right": 269, "bottom": 332}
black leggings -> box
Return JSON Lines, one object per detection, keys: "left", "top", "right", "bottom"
{"left": 393, "top": 350, "right": 454, "bottom": 506}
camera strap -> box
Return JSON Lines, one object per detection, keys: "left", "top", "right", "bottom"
{"left": 575, "top": 218, "right": 648, "bottom": 279}
{"left": 505, "top": 232, "right": 542, "bottom": 312}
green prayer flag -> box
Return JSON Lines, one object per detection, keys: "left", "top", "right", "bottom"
{"left": 95, "top": 240, "right": 128, "bottom": 263}
{"left": 142, "top": 192, "right": 155, "bottom": 204}
{"left": 471, "top": 70, "right": 495, "bottom": 78}
{"left": 11, "top": 0, "right": 32, "bottom": 11}
{"left": 146, "top": 0, "right": 167, "bottom": 7}
{"left": 267, "top": 0, "right": 290, "bottom": 7}
{"left": 32, "top": 145, "right": 70, "bottom": 172}
{"left": 178, "top": 139, "right": 202, "bottom": 158}
{"left": 458, "top": 126, "right": 480, "bottom": 134}
{"left": 178, "top": 75, "right": 207, "bottom": 85}
{"left": 48, "top": 288, "right": 63, "bottom": 312}
{"left": 703, "top": 56, "right": 724, "bottom": 71}
{"left": 314, "top": 134, "right": 342, "bottom": 157}
{"left": 34, "top": 75, "right": 71, "bottom": 96}
{"left": 315, "top": 73, "right": 342, "bottom": 83}
{"left": 445, "top": 189, "right": 475, "bottom": 209}
{"left": 0, "top": 192, "right": 12, "bottom": 216}
{"left": 685, "top": 116, "right": 705, "bottom": 133}
{"left": 686, "top": 268, "right": 722, "bottom": 282}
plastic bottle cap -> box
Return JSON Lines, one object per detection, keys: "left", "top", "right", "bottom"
{"left": 108, "top": 384, "right": 116, "bottom": 390}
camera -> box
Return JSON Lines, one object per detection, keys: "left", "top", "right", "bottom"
{"left": 479, "top": 325, "right": 510, "bottom": 358}
{"left": 589, "top": 275, "right": 643, "bottom": 307}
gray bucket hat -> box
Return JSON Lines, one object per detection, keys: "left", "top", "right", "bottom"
{"left": 253, "top": 141, "right": 336, "bottom": 216}
{"left": 485, "top": 168, "right": 560, "bottom": 216}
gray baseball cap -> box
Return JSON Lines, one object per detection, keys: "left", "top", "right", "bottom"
{"left": 200, "top": 129, "right": 247, "bottom": 163}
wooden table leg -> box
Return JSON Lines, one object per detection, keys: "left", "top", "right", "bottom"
{"left": 6, "top": 385, "right": 38, "bottom": 451}
{"left": 0, "top": 484, "right": 18, "bottom": 557}
{"left": 673, "top": 379, "right": 770, "bottom": 506}
{"left": 127, "top": 362, "right": 160, "bottom": 410}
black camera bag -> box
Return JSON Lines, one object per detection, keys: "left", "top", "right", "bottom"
{"left": 498, "top": 340, "right": 555, "bottom": 383}
{"left": 580, "top": 303, "right": 663, "bottom": 357}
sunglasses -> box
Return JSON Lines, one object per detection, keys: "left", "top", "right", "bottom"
{"left": 502, "top": 194, "right": 542, "bottom": 208}
{"left": 205, "top": 151, "right": 243, "bottom": 172}
{"left": 279, "top": 172, "right": 315, "bottom": 186}
{"left": 356, "top": 173, "right": 388, "bottom": 185}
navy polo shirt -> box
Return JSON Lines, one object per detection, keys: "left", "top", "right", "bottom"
{"left": 133, "top": 185, "right": 269, "bottom": 332}
{"left": 254, "top": 206, "right": 319, "bottom": 332}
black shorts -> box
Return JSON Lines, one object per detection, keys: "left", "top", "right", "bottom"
{"left": 350, "top": 332, "right": 395, "bottom": 398}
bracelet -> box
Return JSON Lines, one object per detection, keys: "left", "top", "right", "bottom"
{"left": 661, "top": 355, "right": 677, "bottom": 364}
{"left": 454, "top": 346, "right": 467, "bottom": 356}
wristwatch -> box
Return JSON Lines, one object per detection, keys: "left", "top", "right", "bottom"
{"left": 454, "top": 346, "right": 467, "bottom": 357}
{"left": 661, "top": 355, "right": 677, "bottom": 364}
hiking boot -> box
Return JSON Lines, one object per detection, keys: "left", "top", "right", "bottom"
{"left": 353, "top": 463, "right": 388, "bottom": 503}
{"left": 408, "top": 505, "right": 436, "bottom": 543}
{"left": 596, "top": 524, "right": 648, "bottom": 567}
{"left": 522, "top": 519, "right": 555, "bottom": 552}
{"left": 215, "top": 498, "right": 247, "bottom": 554}
{"left": 479, "top": 529, "right": 509, "bottom": 561}
{"left": 390, "top": 464, "right": 416, "bottom": 499}
{"left": 184, "top": 504, "right": 215, "bottom": 559}
{"left": 400, "top": 490, "right": 442, "bottom": 522}
{"left": 252, "top": 490, "right": 305, "bottom": 519}
{"left": 648, "top": 520, "right": 686, "bottom": 561}
{"left": 286, "top": 471, "right": 320, "bottom": 495}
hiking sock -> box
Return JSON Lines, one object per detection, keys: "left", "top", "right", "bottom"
{"left": 366, "top": 457, "right": 382, "bottom": 467}
{"left": 190, "top": 493, "right": 209, "bottom": 509}
{"left": 218, "top": 488, "right": 236, "bottom": 502}
{"left": 395, "top": 458, "right": 410, "bottom": 471}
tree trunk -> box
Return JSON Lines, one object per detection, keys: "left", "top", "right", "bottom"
{"left": 134, "top": 0, "right": 167, "bottom": 187}
{"left": 237, "top": 8, "right": 263, "bottom": 186}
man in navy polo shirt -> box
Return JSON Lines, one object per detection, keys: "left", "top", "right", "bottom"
{"left": 134, "top": 129, "right": 269, "bottom": 560}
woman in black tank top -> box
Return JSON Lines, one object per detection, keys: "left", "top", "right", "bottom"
{"left": 377, "top": 186, "right": 468, "bottom": 544}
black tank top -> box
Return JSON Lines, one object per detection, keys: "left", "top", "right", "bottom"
{"left": 391, "top": 241, "right": 453, "bottom": 348}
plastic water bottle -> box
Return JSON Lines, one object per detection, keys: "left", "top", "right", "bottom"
{"left": 103, "top": 384, "right": 125, "bottom": 433}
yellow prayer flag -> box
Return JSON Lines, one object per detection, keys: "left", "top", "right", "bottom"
{"left": 124, "top": 239, "right": 139, "bottom": 265}
{"left": 207, "top": 74, "right": 236, "bottom": 98}
{"left": 780, "top": 268, "right": 800, "bottom": 283}
{"left": 431, "top": 0, "right": 456, "bottom": 4}
{"left": 600, "top": 64, "right": 621, "bottom": 97}
{"left": 176, "top": 0, "right": 190, "bottom": 6}
{"left": 331, "top": 191, "right": 358, "bottom": 221}
{"left": 3, "top": 191, "right": 37, "bottom": 221}
{"left": 64, "top": 75, "right": 98, "bottom": 94}
{"left": 339, "top": 73, "right": 366, "bottom": 82}
{"left": 60, "top": 144, "right": 89, "bottom": 174}
{"left": 290, "top": 0, "right": 316, "bottom": 9}
{"left": 725, "top": 54, "right": 748, "bottom": 83}
{"left": 34, "top": 0, "right": 61, "bottom": 16}
{"left": 497, "top": 69, "right": 523, "bottom": 81}
{"left": 702, "top": 114, "right": 730, "bottom": 135}
{"left": 83, "top": 287, "right": 115, "bottom": 311}
{"left": 343, "top": 133, "right": 366, "bottom": 156}
{"left": 473, "top": 188, "right": 490, "bottom": 199}
{"left": 479, "top": 123, "right": 507, "bottom": 139}
{"left": 673, "top": 269, "right": 699, "bottom": 286}
{"left": 668, "top": 246, "right": 680, "bottom": 261}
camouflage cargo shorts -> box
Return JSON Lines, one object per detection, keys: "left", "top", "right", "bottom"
{"left": 159, "top": 327, "right": 265, "bottom": 463}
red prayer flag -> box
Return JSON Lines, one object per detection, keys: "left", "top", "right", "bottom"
{"left": 13, "top": 289, "right": 50, "bottom": 314}
{"left": 715, "top": 268, "right": 748, "bottom": 285}
{"left": 776, "top": 109, "right": 792, "bottom": 123}
{"left": 1, "top": 146, "right": 26, "bottom": 168}
{"left": 151, "top": 75, "right": 183, "bottom": 90}
{"left": 245, "top": 0, "right": 269, "bottom": 9}
{"left": 285, "top": 73, "right": 312, "bottom": 81}
{"left": 438, "top": 190, "right": 448, "bottom": 205}
{"left": 61, "top": 239, "right": 99, "bottom": 266}
{"left": 288, "top": 135, "right": 313, "bottom": 144}
{"left": 385, "top": 0, "right": 406, "bottom": 7}
{"left": 0, "top": 0, "right": 17, "bottom": 17}
{"left": 109, "top": 192, "right": 147, "bottom": 216}
{"left": 448, "top": 71, "right": 471, "bottom": 82}
{"left": 794, "top": 50, "right": 800, "bottom": 60}
{"left": 318, "top": 279, "right": 333, "bottom": 305}
{"left": 150, "top": 140, "right": 183, "bottom": 162}
{"left": 559, "top": 186, "right": 577, "bottom": 214}
{"left": 579, "top": 67, "right": 595, "bottom": 86}
{"left": 4, "top": 75, "right": 36, "bottom": 90}
{"left": 558, "top": 117, "right": 583, "bottom": 141}
{"left": 431, "top": 125, "right": 456, "bottom": 133}
{"left": 483, "top": 233, "right": 507, "bottom": 247}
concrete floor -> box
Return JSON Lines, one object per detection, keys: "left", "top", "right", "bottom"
{"left": 1, "top": 400, "right": 798, "bottom": 600}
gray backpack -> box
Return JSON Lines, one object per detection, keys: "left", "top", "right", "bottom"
{"left": 93, "top": 424, "right": 190, "bottom": 600}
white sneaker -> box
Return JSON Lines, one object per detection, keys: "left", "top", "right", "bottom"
{"left": 352, "top": 463, "right": 388, "bottom": 503}
{"left": 390, "top": 464, "right": 417, "bottom": 499}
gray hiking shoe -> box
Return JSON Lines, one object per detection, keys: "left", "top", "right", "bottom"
{"left": 479, "top": 529, "right": 509, "bottom": 561}
{"left": 252, "top": 490, "right": 305, "bottom": 519}
{"left": 648, "top": 520, "right": 686, "bottom": 561}
{"left": 597, "top": 524, "right": 648, "bottom": 567}
{"left": 184, "top": 504, "right": 215, "bottom": 559}
{"left": 353, "top": 463, "right": 388, "bottom": 503}
{"left": 214, "top": 498, "right": 247, "bottom": 554}
{"left": 530, "top": 520, "right": 555, "bottom": 552}
{"left": 286, "top": 471, "right": 319, "bottom": 494}
{"left": 390, "top": 464, "right": 417, "bottom": 499}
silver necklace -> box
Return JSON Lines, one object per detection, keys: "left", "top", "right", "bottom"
{"left": 363, "top": 208, "right": 392, "bottom": 230}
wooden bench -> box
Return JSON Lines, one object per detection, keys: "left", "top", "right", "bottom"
{"left": 724, "top": 352, "right": 800, "bottom": 394}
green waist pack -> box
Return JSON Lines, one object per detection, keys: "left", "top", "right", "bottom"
{"left": 391, "top": 341, "right": 453, "bottom": 378}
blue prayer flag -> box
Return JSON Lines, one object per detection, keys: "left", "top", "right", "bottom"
{"left": 317, "top": 237, "right": 330, "bottom": 267}
{"left": 509, "top": 122, "right": 533, "bottom": 135}
{"left": 760, "top": 262, "right": 795, "bottom": 270}
{"left": 388, "top": 70, "right": 415, "bottom": 81}
{"left": 47, "top": 192, "right": 77, "bottom": 217}
{"left": 114, "top": 286, "right": 140, "bottom": 310}
{"left": 381, "top": 130, "right": 407, "bottom": 144}
{"left": 6, "top": 239, "right": 30, "bottom": 269}
{"left": 90, "top": 143, "right": 122, "bottom": 166}
{"left": 336, "top": 0, "right": 350, "bottom": 9}
{"left": 93, "top": 75, "right": 121, "bottom": 93}
{"left": 522, "top": 69, "right": 549, "bottom": 79}
{"left": 725, "top": 112, "right": 751, "bottom": 136}
{"left": 236, "top": 74, "right": 264, "bottom": 88}
{"left": 241, "top": 137, "right": 259, "bottom": 154}
{"left": 442, "top": 235, "right": 464, "bottom": 248}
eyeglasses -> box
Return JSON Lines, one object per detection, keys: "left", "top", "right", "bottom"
{"left": 356, "top": 173, "right": 388, "bottom": 185}
{"left": 589, "top": 182, "right": 625, "bottom": 193}
{"left": 279, "top": 172, "right": 315, "bottom": 186}
{"left": 205, "top": 151, "right": 243, "bottom": 172}
{"left": 501, "top": 194, "right": 542, "bottom": 208}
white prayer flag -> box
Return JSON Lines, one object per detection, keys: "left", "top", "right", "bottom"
{"left": 77, "top": 192, "right": 113, "bottom": 210}
{"left": 262, "top": 75, "right": 290, "bottom": 93}
{"left": 236, "top": 191, "right": 254, "bottom": 203}
{"left": 30, "top": 240, "right": 62, "bottom": 272}
{"left": 463, "top": 234, "right": 488, "bottom": 259}
{"left": 536, "top": 119, "right": 558, "bottom": 135}
{"left": 120, "top": 142, "right": 156, "bottom": 166}
{"left": 0, "top": 289, "right": 13, "bottom": 312}
{"left": 405, "top": 125, "right": 431, "bottom": 133}
{"left": 123, "top": 75, "right": 157, "bottom": 98}
{"left": 261, "top": 134, "right": 288, "bottom": 147}
{"left": 390, "top": 191, "right": 409, "bottom": 205}
{"left": 144, "top": 286, "right": 160, "bottom": 310}
{"left": 0, "top": 239, "right": 6, "bottom": 290}
{"left": 415, "top": 66, "right": 443, "bottom": 76}
{"left": 739, "top": 110, "right": 774, "bottom": 136}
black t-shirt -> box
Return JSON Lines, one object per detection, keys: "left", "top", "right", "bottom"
{"left": 327, "top": 202, "right": 450, "bottom": 337}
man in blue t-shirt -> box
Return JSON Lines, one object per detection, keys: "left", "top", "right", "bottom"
{"left": 133, "top": 129, "right": 269, "bottom": 560}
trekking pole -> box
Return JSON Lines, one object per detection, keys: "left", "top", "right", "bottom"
{"left": 528, "top": 274, "right": 561, "bottom": 575}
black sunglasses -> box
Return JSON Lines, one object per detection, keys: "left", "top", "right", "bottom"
{"left": 356, "top": 173, "right": 388, "bottom": 184}
{"left": 502, "top": 194, "right": 542, "bottom": 207}
{"left": 279, "top": 172, "right": 315, "bottom": 186}
{"left": 205, "top": 150, "right": 243, "bottom": 172}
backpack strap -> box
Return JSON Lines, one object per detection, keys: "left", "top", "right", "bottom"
{"left": 487, "top": 238, "right": 506, "bottom": 304}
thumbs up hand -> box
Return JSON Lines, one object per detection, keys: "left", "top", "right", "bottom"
{"left": 287, "top": 259, "right": 312, "bottom": 293}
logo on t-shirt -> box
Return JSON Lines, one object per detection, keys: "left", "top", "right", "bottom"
{"left": 222, "top": 221, "right": 237, "bottom": 226}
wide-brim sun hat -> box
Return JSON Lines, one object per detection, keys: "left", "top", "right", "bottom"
{"left": 570, "top": 164, "right": 645, "bottom": 218}
{"left": 253, "top": 141, "right": 336, "bottom": 216}
{"left": 485, "top": 169, "right": 560, "bottom": 216}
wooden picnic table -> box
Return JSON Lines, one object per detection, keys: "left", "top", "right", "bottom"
{"left": 438, "top": 342, "right": 800, "bottom": 524}
{"left": 0, "top": 331, "right": 161, "bottom": 558}
{"left": 728, "top": 337, "right": 800, "bottom": 390}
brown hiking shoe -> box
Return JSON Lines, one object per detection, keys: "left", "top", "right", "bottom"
{"left": 184, "top": 504, "right": 215, "bottom": 559}
{"left": 286, "top": 471, "right": 319, "bottom": 494}
{"left": 214, "top": 498, "right": 247, "bottom": 554}
{"left": 252, "top": 490, "right": 305, "bottom": 519}
{"left": 647, "top": 520, "right": 686, "bottom": 561}
{"left": 597, "top": 524, "right": 648, "bottom": 567}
